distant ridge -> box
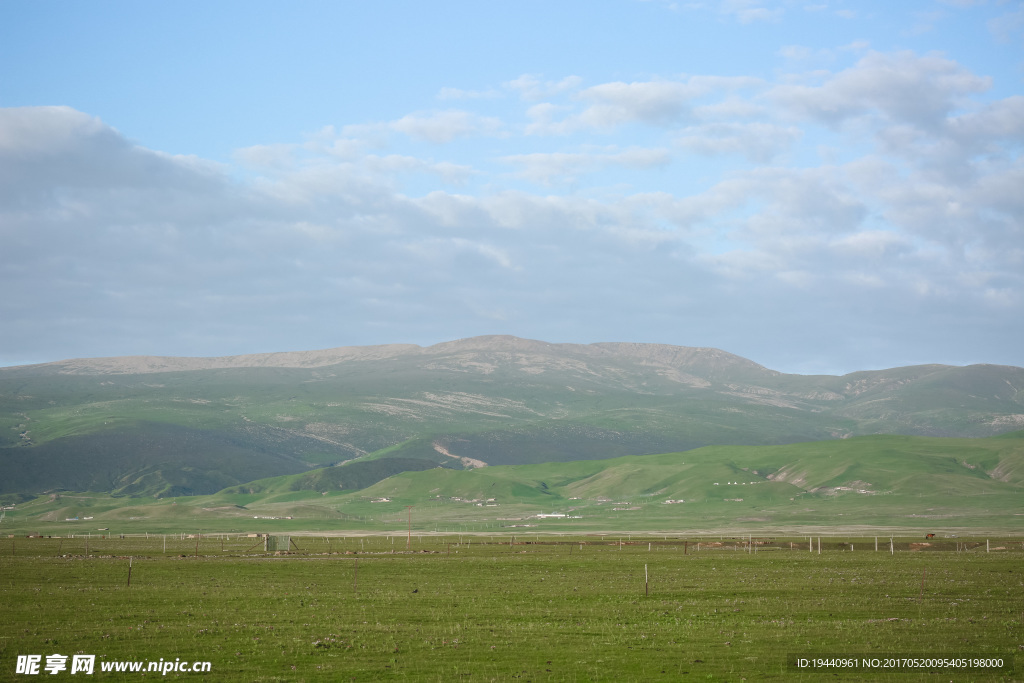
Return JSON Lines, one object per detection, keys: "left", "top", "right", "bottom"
{"left": 11, "top": 335, "right": 779, "bottom": 378}
{"left": 1, "top": 335, "right": 1022, "bottom": 498}
{"left": 12, "top": 343, "right": 422, "bottom": 375}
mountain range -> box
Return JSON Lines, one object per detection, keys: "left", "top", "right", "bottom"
{"left": 2, "top": 335, "right": 1023, "bottom": 499}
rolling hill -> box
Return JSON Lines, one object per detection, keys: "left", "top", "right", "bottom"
{"left": 4, "top": 432, "right": 1021, "bottom": 533}
{"left": 2, "top": 335, "right": 1023, "bottom": 498}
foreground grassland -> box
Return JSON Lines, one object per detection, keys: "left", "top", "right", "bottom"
{"left": 1, "top": 536, "right": 1021, "bottom": 681}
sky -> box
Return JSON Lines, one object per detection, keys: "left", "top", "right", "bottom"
{"left": 1, "top": 0, "right": 1022, "bottom": 375}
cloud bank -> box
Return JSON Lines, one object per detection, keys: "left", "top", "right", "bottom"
{"left": 1, "top": 48, "right": 1022, "bottom": 374}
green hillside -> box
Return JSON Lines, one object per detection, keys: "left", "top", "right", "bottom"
{"left": 4, "top": 432, "right": 1018, "bottom": 534}
{"left": 221, "top": 457, "right": 443, "bottom": 495}
{"left": 353, "top": 432, "right": 1024, "bottom": 526}
{"left": 2, "top": 336, "right": 1023, "bottom": 498}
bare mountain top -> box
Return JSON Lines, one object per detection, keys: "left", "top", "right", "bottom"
{"left": 11, "top": 335, "right": 777, "bottom": 378}
{"left": 589, "top": 342, "right": 776, "bottom": 378}
{"left": 17, "top": 343, "right": 423, "bottom": 375}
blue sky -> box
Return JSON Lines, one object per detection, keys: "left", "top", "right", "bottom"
{"left": 1, "top": 0, "right": 1022, "bottom": 374}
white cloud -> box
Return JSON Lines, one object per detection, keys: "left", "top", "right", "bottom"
{"left": 674, "top": 122, "right": 801, "bottom": 161}
{"left": 521, "top": 75, "right": 763, "bottom": 135}
{"left": 720, "top": 0, "right": 784, "bottom": 23}
{"left": 0, "top": 105, "right": 106, "bottom": 152}
{"left": 360, "top": 155, "right": 477, "bottom": 184}
{"left": 334, "top": 110, "right": 505, "bottom": 145}
{"left": 779, "top": 44, "right": 813, "bottom": 61}
{"left": 693, "top": 96, "right": 767, "bottom": 120}
{"left": 522, "top": 80, "right": 700, "bottom": 135}
{"left": 233, "top": 143, "right": 297, "bottom": 169}
{"left": 0, "top": 106, "right": 224, "bottom": 210}
{"left": 988, "top": 5, "right": 1024, "bottom": 43}
{"left": 832, "top": 229, "right": 911, "bottom": 258}
{"left": 504, "top": 74, "right": 583, "bottom": 101}
{"left": 501, "top": 148, "right": 671, "bottom": 185}
{"left": 577, "top": 80, "right": 697, "bottom": 127}
{"left": 401, "top": 236, "right": 517, "bottom": 271}
{"left": 389, "top": 110, "right": 504, "bottom": 143}
{"left": 437, "top": 86, "right": 502, "bottom": 100}
{"left": 772, "top": 51, "right": 991, "bottom": 127}
{"left": 524, "top": 102, "right": 576, "bottom": 136}
{"left": 947, "top": 95, "right": 1024, "bottom": 143}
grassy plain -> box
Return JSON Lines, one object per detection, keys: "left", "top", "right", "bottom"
{"left": 1, "top": 535, "right": 1020, "bottom": 681}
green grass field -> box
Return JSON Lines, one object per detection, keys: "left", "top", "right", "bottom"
{"left": 2, "top": 534, "right": 1020, "bottom": 681}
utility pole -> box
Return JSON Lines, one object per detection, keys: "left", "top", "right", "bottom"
{"left": 405, "top": 506, "right": 413, "bottom": 551}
